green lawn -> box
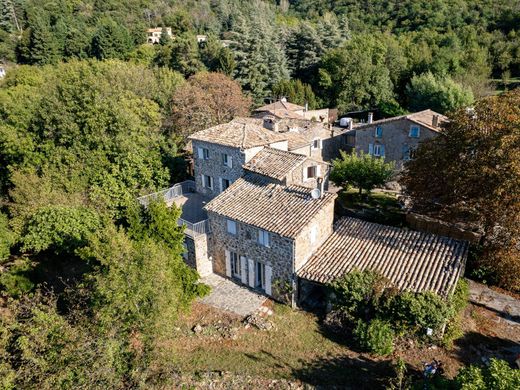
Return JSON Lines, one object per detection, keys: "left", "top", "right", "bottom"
{"left": 336, "top": 188, "right": 406, "bottom": 227}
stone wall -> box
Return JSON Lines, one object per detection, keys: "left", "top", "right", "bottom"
{"left": 354, "top": 118, "right": 439, "bottom": 170}
{"left": 192, "top": 140, "right": 246, "bottom": 199}
{"left": 207, "top": 210, "right": 295, "bottom": 302}
{"left": 406, "top": 213, "right": 482, "bottom": 243}
{"left": 293, "top": 200, "right": 335, "bottom": 271}
{"left": 183, "top": 234, "right": 212, "bottom": 277}
{"left": 287, "top": 159, "right": 330, "bottom": 190}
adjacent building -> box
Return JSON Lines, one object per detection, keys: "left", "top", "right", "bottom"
{"left": 354, "top": 110, "right": 447, "bottom": 170}
{"left": 253, "top": 99, "right": 337, "bottom": 124}
{"left": 146, "top": 27, "right": 172, "bottom": 44}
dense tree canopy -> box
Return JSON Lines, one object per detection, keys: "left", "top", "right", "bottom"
{"left": 401, "top": 89, "right": 520, "bottom": 291}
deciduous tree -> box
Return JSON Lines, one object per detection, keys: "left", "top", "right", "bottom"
{"left": 401, "top": 89, "right": 520, "bottom": 291}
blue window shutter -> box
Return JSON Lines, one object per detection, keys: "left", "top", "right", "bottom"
{"left": 381, "top": 144, "right": 385, "bottom": 157}
{"left": 368, "top": 144, "right": 374, "bottom": 155}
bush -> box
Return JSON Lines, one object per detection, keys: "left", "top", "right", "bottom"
{"left": 455, "top": 358, "right": 520, "bottom": 389}
{"left": 0, "top": 260, "right": 34, "bottom": 297}
{"left": 330, "top": 269, "right": 391, "bottom": 320}
{"left": 354, "top": 319, "right": 394, "bottom": 356}
{"left": 0, "top": 213, "right": 14, "bottom": 263}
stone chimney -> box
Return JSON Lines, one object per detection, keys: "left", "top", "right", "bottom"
{"left": 263, "top": 116, "right": 279, "bottom": 132}
{"left": 317, "top": 177, "right": 324, "bottom": 198}
{"left": 432, "top": 114, "right": 439, "bottom": 128}
{"left": 348, "top": 120, "right": 354, "bottom": 131}
{"left": 368, "top": 112, "right": 374, "bottom": 124}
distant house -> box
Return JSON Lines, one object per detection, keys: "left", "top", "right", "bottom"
{"left": 354, "top": 110, "right": 448, "bottom": 170}
{"left": 146, "top": 27, "right": 172, "bottom": 44}
{"left": 253, "top": 98, "right": 337, "bottom": 124}
{"left": 196, "top": 35, "right": 208, "bottom": 43}
{"left": 0, "top": 66, "right": 6, "bottom": 79}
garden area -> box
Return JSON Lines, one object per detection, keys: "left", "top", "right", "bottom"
{"left": 167, "top": 271, "right": 520, "bottom": 389}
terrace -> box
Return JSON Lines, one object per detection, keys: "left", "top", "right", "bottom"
{"left": 137, "top": 180, "right": 211, "bottom": 237}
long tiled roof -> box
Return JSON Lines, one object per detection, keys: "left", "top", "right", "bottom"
{"left": 298, "top": 217, "right": 468, "bottom": 296}
{"left": 355, "top": 110, "right": 448, "bottom": 132}
{"left": 243, "top": 147, "right": 307, "bottom": 181}
{"left": 204, "top": 175, "right": 336, "bottom": 238}
{"left": 188, "top": 117, "right": 287, "bottom": 149}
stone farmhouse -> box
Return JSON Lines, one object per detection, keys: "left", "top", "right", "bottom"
{"left": 354, "top": 109, "right": 448, "bottom": 170}
{"left": 138, "top": 108, "right": 466, "bottom": 307}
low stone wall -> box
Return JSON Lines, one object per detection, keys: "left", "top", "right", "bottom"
{"left": 406, "top": 213, "right": 482, "bottom": 243}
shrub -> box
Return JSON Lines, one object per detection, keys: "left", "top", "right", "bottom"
{"left": 354, "top": 319, "right": 394, "bottom": 356}
{"left": 0, "top": 213, "right": 15, "bottom": 263}
{"left": 330, "top": 269, "right": 391, "bottom": 320}
{"left": 0, "top": 260, "right": 34, "bottom": 297}
{"left": 455, "top": 358, "right": 520, "bottom": 389}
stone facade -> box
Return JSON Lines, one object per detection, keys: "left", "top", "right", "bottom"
{"left": 192, "top": 140, "right": 247, "bottom": 199}
{"left": 293, "top": 200, "right": 335, "bottom": 271}
{"left": 286, "top": 159, "right": 330, "bottom": 190}
{"left": 184, "top": 234, "right": 212, "bottom": 277}
{"left": 207, "top": 211, "right": 295, "bottom": 302}
{"left": 354, "top": 118, "right": 438, "bottom": 170}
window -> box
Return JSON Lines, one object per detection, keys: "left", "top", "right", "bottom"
{"left": 202, "top": 174, "right": 213, "bottom": 189}
{"left": 222, "top": 153, "right": 232, "bottom": 168}
{"left": 409, "top": 126, "right": 420, "bottom": 138}
{"left": 312, "top": 138, "right": 321, "bottom": 149}
{"left": 230, "top": 251, "right": 240, "bottom": 279}
{"left": 255, "top": 261, "right": 266, "bottom": 290}
{"left": 310, "top": 225, "right": 317, "bottom": 244}
{"left": 375, "top": 126, "right": 383, "bottom": 138}
{"left": 258, "top": 229, "right": 270, "bottom": 247}
{"left": 197, "top": 147, "right": 210, "bottom": 160}
{"left": 345, "top": 134, "right": 356, "bottom": 146}
{"left": 306, "top": 165, "right": 317, "bottom": 179}
{"left": 221, "top": 178, "right": 230, "bottom": 192}
{"left": 369, "top": 144, "right": 385, "bottom": 157}
{"left": 226, "top": 219, "right": 237, "bottom": 235}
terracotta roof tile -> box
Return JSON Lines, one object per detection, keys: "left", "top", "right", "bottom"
{"left": 298, "top": 217, "right": 468, "bottom": 296}
{"left": 355, "top": 110, "right": 448, "bottom": 132}
{"left": 188, "top": 117, "right": 287, "bottom": 149}
{"left": 205, "top": 175, "right": 336, "bottom": 238}
{"left": 243, "top": 147, "right": 307, "bottom": 181}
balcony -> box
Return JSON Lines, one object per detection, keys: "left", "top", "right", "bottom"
{"left": 137, "top": 180, "right": 210, "bottom": 238}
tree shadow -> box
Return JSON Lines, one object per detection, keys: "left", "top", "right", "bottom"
{"left": 453, "top": 331, "right": 520, "bottom": 366}
{"left": 291, "top": 354, "right": 415, "bottom": 389}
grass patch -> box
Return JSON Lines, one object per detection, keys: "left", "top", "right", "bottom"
{"left": 337, "top": 188, "right": 406, "bottom": 227}
{"left": 167, "top": 303, "right": 393, "bottom": 387}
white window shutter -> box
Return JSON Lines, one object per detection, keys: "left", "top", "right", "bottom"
{"left": 368, "top": 144, "right": 374, "bottom": 155}
{"left": 303, "top": 167, "right": 308, "bottom": 180}
{"left": 319, "top": 139, "right": 323, "bottom": 149}
{"left": 228, "top": 156, "right": 233, "bottom": 168}
{"left": 248, "top": 259, "right": 255, "bottom": 287}
{"left": 240, "top": 256, "right": 248, "bottom": 284}
{"left": 219, "top": 177, "right": 223, "bottom": 193}
{"left": 225, "top": 250, "right": 231, "bottom": 278}
{"left": 381, "top": 144, "right": 385, "bottom": 157}
{"left": 317, "top": 165, "right": 321, "bottom": 177}
{"left": 197, "top": 147, "right": 204, "bottom": 159}
{"left": 265, "top": 265, "right": 272, "bottom": 296}
{"left": 201, "top": 174, "right": 205, "bottom": 188}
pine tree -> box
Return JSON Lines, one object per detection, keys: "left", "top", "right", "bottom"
{"left": 286, "top": 22, "right": 324, "bottom": 81}
{"left": 0, "top": 0, "right": 15, "bottom": 33}
{"left": 27, "top": 14, "right": 60, "bottom": 65}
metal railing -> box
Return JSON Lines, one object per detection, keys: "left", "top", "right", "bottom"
{"left": 137, "top": 180, "right": 210, "bottom": 237}
{"left": 137, "top": 180, "right": 196, "bottom": 207}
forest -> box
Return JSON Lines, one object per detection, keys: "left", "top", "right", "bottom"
{"left": 0, "top": 1, "right": 519, "bottom": 388}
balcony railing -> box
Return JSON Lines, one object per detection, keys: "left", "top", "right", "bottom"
{"left": 137, "top": 180, "right": 210, "bottom": 238}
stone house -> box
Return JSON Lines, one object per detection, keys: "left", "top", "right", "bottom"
{"left": 205, "top": 174, "right": 336, "bottom": 303}
{"left": 354, "top": 110, "right": 448, "bottom": 170}
{"left": 188, "top": 116, "right": 346, "bottom": 199}
{"left": 253, "top": 99, "right": 337, "bottom": 124}
{"left": 138, "top": 110, "right": 467, "bottom": 308}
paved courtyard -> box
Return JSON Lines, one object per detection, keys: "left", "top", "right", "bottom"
{"left": 199, "top": 273, "right": 267, "bottom": 318}
{"left": 171, "top": 192, "right": 210, "bottom": 223}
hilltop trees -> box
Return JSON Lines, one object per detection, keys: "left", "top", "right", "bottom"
{"left": 402, "top": 89, "right": 520, "bottom": 291}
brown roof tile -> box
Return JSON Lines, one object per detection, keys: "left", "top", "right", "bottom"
{"left": 205, "top": 175, "right": 336, "bottom": 238}
{"left": 188, "top": 117, "right": 287, "bottom": 149}
{"left": 243, "top": 147, "right": 307, "bottom": 181}
{"left": 355, "top": 110, "right": 448, "bottom": 132}
{"left": 298, "top": 217, "right": 468, "bottom": 296}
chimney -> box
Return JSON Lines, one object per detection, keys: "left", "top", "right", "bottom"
{"left": 280, "top": 97, "right": 287, "bottom": 103}
{"left": 432, "top": 114, "right": 439, "bottom": 128}
{"left": 263, "top": 116, "right": 279, "bottom": 132}
{"left": 348, "top": 119, "right": 354, "bottom": 130}
{"left": 304, "top": 101, "right": 308, "bottom": 112}
{"left": 368, "top": 112, "right": 374, "bottom": 124}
